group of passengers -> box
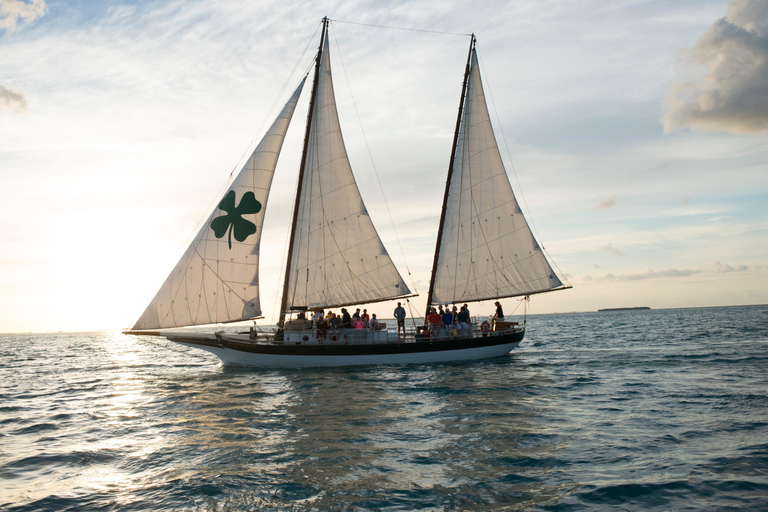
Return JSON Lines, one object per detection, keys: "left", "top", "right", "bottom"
{"left": 423, "top": 301, "right": 505, "bottom": 338}
{"left": 425, "top": 303, "right": 472, "bottom": 338}
{"left": 306, "top": 308, "right": 382, "bottom": 341}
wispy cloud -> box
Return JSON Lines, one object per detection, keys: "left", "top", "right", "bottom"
{"left": 602, "top": 244, "right": 623, "bottom": 257}
{"left": 711, "top": 259, "right": 749, "bottom": 272}
{"left": 0, "top": 0, "right": 45, "bottom": 31}
{"left": 590, "top": 195, "right": 616, "bottom": 210}
{"left": 679, "top": 197, "right": 690, "bottom": 207}
{"left": 584, "top": 268, "right": 700, "bottom": 282}
{"left": 663, "top": 0, "right": 768, "bottom": 134}
{"left": 0, "top": 84, "right": 28, "bottom": 114}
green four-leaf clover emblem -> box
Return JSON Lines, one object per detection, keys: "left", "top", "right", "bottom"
{"left": 210, "top": 190, "right": 262, "bottom": 249}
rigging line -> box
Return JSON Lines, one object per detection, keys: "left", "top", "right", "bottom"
{"left": 329, "top": 18, "right": 472, "bottom": 37}
{"left": 476, "top": 49, "right": 571, "bottom": 287}
{"left": 228, "top": 24, "right": 321, "bottom": 180}
{"left": 405, "top": 298, "right": 421, "bottom": 330}
{"left": 329, "top": 22, "right": 418, "bottom": 294}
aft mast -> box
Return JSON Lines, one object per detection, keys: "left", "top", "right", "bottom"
{"left": 279, "top": 17, "right": 328, "bottom": 329}
{"left": 425, "top": 34, "right": 475, "bottom": 319}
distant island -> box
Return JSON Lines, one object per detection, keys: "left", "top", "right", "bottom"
{"left": 598, "top": 307, "right": 651, "bottom": 312}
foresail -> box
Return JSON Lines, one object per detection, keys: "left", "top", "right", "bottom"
{"left": 432, "top": 49, "right": 563, "bottom": 305}
{"left": 285, "top": 33, "right": 411, "bottom": 311}
{"left": 132, "top": 77, "right": 306, "bottom": 330}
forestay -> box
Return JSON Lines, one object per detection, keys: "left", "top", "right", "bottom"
{"left": 432, "top": 49, "right": 563, "bottom": 305}
{"left": 132, "top": 78, "right": 306, "bottom": 330}
{"left": 285, "top": 33, "right": 411, "bottom": 310}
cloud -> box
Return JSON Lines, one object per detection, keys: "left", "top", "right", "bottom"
{"left": 602, "top": 244, "right": 623, "bottom": 257}
{"left": 590, "top": 195, "right": 616, "bottom": 210}
{"left": 0, "top": 84, "right": 28, "bottom": 114}
{"left": 662, "top": 0, "right": 768, "bottom": 134}
{"left": 587, "top": 268, "right": 700, "bottom": 282}
{"left": 0, "top": 0, "right": 45, "bottom": 31}
{"left": 679, "top": 197, "right": 690, "bottom": 207}
{"left": 711, "top": 259, "right": 749, "bottom": 272}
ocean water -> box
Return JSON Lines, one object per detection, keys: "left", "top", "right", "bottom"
{"left": 1, "top": 305, "right": 767, "bottom": 511}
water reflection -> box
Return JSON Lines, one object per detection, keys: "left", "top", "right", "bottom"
{"left": 166, "top": 361, "right": 575, "bottom": 510}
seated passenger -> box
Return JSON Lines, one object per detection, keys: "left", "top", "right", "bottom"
{"left": 442, "top": 309, "right": 454, "bottom": 336}
{"left": 316, "top": 316, "right": 328, "bottom": 340}
{"left": 427, "top": 308, "right": 441, "bottom": 336}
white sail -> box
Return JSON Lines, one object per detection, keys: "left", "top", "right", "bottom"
{"left": 285, "top": 33, "right": 411, "bottom": 311}
{"left": 431, "top": 49, "right": 563, "bottom": 305}
{"left": 132, "top": 77, "right": 307, "bottom": 330}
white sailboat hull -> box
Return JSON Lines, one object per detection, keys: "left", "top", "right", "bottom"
{"left": 167, "top": 330, "right": 524, "bottom": 368}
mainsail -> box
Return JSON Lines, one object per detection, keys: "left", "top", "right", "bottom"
{"left": 430, "top": 47, "right": 564, "bottom": 306}
{"left": 284, "top": 31, "right": 411, "bottom": 312}
{"left": 132, "top": 77, "right": 306, "bottom": 330}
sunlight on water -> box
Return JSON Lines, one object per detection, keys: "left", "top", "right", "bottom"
{"left": 1, "top": 307, "right": 767, "bottom": 510}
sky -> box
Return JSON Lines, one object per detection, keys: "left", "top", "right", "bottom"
{"left": 1, "top": 0, "right": 767, "bottom": 333}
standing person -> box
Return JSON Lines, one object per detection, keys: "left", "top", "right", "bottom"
{"left": 353, "top": 308, "right": 361, "bottom": 322}
{"left": 394, "top": 302, "right": 406, "bottom": 338}
{"left": 463, "top": 303, "right": 471, "bottom": 333}
{"left": 369, "top": 314, "right": 379, "bottom": 330}
{"left": 312, "top": 309, "right": 324, "bottom": 324}
{"left": 493, "top": 301, "right": 504, "bottom": 329}
{"left": 457, "top": 305, "right": 469, "bottom": 335}
{"left": 361, "top": 309, "right": 370, "bottom": 326}
{"left": 341, "top": 308, "right": 352, "bottom": 329}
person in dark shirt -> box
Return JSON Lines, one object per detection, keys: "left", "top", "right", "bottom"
{"left": 393, "top": 302, "right": 406, "bottom": 337}
{"left": 442, "top": 309, "right": 454, "bottom": 336}
{"left": 341, "top": 308, "right": 352, "bottom": 329}
{"left": 457, "top": 305, "right": 470, "bottom": 335}
{"left": 316, "top": 316, "right": 328, "bottom": 341}
{"left": 493, "top": 301, "right": 504, "bottom": 327}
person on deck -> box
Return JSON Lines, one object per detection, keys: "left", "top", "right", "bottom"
{"left": 442, "top": 308, "right": 455, "bottom": 336}
{"left": 353, "top": 317, "right": 365, "bottom": 329}
{"left": 457, "top": 305, "right": 470, "bottom": 335}
{"left": 329, "top": 313, "right": 340, "bottom": 340}
{"left": 312, "top": 309, "right": 324, "bottom": 324}
{"left": 394, "top": 302, "right": 406, "bottom": 337}
{"left": 369, "top": 314, "right": 379, "bottom": 330}
{"left": 428, "top": 307, "right": 441, "bottom": 337}
{"left": 353, "top": 308, "right": 361, "bottom": 322}
{"left": 340, "top": 308, "right": 352, "bottom": 329}
{"left": 361, "top": 309, "right": 370, "bottom": 326}
{"left": 493, "top": 301, "right": 504, "bottom": 322}
{"left": 316, "top": 316, "right": 328, "bottom": 341}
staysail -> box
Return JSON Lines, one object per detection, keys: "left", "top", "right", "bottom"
{"left": 430, "top": 47, "right": 564, "bottom": 306}
{"left": 132, "top": 77, "right": 306, "bottom": 330}
{"left": 283, "top": 31, "right": 411, "bottom": 313}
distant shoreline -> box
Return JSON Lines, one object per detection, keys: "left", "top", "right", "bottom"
{"left": 597, "top": 307, "right": 651, "bottom": 312}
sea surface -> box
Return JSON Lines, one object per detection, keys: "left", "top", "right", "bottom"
{"left": 1, "top": 305, "right": 767, "bottom": 511}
